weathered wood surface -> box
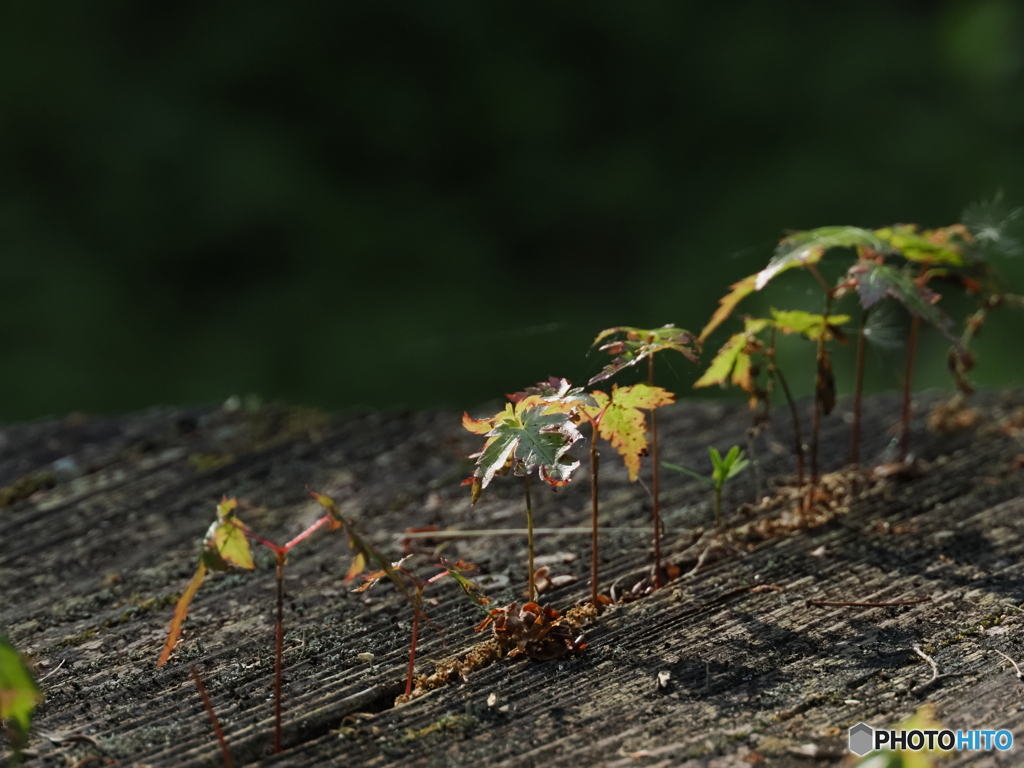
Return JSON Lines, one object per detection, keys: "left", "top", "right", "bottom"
{"left": 2, "top": 392, "right": 1024, "bottom": 767}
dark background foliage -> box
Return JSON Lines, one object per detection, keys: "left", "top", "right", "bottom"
{"left": 2, "top": 1, "right": 1022, "bottom": 421}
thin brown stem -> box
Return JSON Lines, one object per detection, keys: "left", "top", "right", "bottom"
{"left": 523, "top": 475, "right": 536, "bottom": 602}
{"left": 273, "top": 550, "right": 285, "bottom": 755}
{"left": 406, "top": 586, "right": 423, "bottom": 696}
{"left": 810, "top": 291, "right": 833, "bottom": 484}
{"left": 190, "top": 665, "right": 233, "bottom": 768}
{"left": 590, "top": 426, "right": 600, "bottom": 609}
{"left": 899, "top": 315, "right": 920, "bottom": 462}
{"left": 648, "top": 354, "right": 663, "bottom": 588}
{"left": 851, "top": 307, "right": 869, "bottom": 465}
{"left": 769, "top": 328, "right": 804, "bottom": 487}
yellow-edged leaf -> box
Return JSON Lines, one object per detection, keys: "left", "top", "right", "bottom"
{"left": 693, "top": 333, "right": 747, "bottom": 388}
{"left": 699, "top": 275, "right": 757, "bottom": 342}
{"left": 581, "top": 384, "right": 674, "bottom": 481}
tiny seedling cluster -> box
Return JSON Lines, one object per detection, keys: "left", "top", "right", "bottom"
{"left": 4, "top": 204, "right": 1021, "bottom": 766}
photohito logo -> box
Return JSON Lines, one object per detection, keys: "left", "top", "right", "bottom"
{"left": 848, "top": 722, "right": 1014, "bottom": 756}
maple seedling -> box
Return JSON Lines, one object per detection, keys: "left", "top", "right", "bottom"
{"left": 589, "top": 325, "right": 698, "bottom": 588}
{"left": 575, "top": 382, "right": 674, "bottom": 606}
{"left": 698, "top": 225, "right": 977, "bottom": 479}
{"left": 695, "top": 310, "right": 849, "bottom": 486}
{"left": 158, "top": 495, "right": 357, "bottom": 755}
{"left": 463, "top": 379, "right": 585, "bottom": 602}
{"left": 351, "top": 555, "right": 491, "bottom": 698}
{"left": 663, "top": 445, "right": 750, "bottom": 530}
{"left": 1, "top": 636, "right": 42, "bottom": 766}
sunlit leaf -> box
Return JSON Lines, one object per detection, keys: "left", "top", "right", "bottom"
{"left": 200, "top": 497, "right": 255, "bottom": 572}
{"left": 589, "top": 325, "right": 698, "bottom": 384}
{"left": 769, "top": 308, "right": 850, "bottom": 341}
{"left": 693, "top": 333, "right": 747, "bottom": 389}
{"left": 344, "top": 551, "right": 367, "bottom": 583}
{"left": 157, "top": 562, "right": 207, "bottom": 667}
{"left": 579, "top": 384, "right": 674, "bottom": 481}
{"left": 0, "top": 636, "right": 42, "bottom": 750}
{"left": 465, "top": 393, "right": 583, "bottom": 495}
{"left": 699, "top": 275, "right": 757, "bottom": 342}
{"left": 875, "top": 224, "right": 965, "bottom": 266}
{"left": 757, "top": 226, "right": 891, "bottom": 291}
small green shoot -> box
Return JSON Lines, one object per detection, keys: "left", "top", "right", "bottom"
{"left": 663, "top": 446, "right": 750, "bottom": 530}
{"left": 589, "top": 325, "right": 698, "bottom": 587}
{"left": 0, "top": 636, "right": 42, "bottom": 765}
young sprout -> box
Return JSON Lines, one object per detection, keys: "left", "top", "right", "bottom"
{"left": 159, "top": 495, "right": 363, "bottom": 755}
{"left": 589, "top": 325, "right": 698, "bottom": 587}
{"left": 663, "top": 446, "right": 750, "bottom": 530}
{"left": 463, "top": 378, "right": 585, "bottom": 602}
{"left": 353, "top": 556, "right": 491, "bottom": 697}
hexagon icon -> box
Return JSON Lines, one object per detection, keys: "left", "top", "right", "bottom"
{"left": 848, "top": 722, "right": 874, "bottom": 756}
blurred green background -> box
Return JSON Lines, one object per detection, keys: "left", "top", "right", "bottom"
{"left": 2, "top": 1, "right": 1022, "bottom": 421}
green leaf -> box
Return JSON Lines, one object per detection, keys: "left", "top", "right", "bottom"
{"left": 757, "top": 226, "right": 891, "bottom": 290}
{"left": 874, "top": 224, "right": 965, "bottom": 266}
{"left": 693, "top": 333, "right": 746, "bottom": 389}
{"left": 466, "top": 394, "right": 583, "bottom": 496}
{"left": 848, "top": 261, "right": 957, "bottom": 341}
{"left": 661, "top": 461, "right": 714, "bottom": 485}
{"left": 0, "top": 636, "right": 42, "bottom": 752}
{"left": 709, "top": 446, "right": 750, "bottom": 488}
{"left": 579, "top": 383, "right": 675, "bottom": 481}
{"left": 589, "top": 325, "right": 698, "bottom": 384}
{"left": 709, "top": 447, "right": 724, "bottom": 474}
{"left": 200, "top": 497, "right": 255, "bottom": 572}
{"left": 699, "top": 274, "right": 758, "bottom": 342}
{"left": 769, "top": 308, "right": 850, "bottom": 341}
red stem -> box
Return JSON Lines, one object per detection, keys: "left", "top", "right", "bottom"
{"left": 899, "top": 315, "right": 920, "bottom": 462}
{"left": 283, "top": 514, "right": 333, "bottom": 551}
{"left": 589, "top": 411, "right": 605, "bottom": 609}
{"left": 851, "top": 307, "right": 868, "bottom": 465}
{"left": 406, "top": 586, "right": 424, "bottom": 696}
{"left": 273, "top": 550, "right": 285, "bottom": 755}
{"left": 648, "top": 355, "right": 663, "bottom": 589}
{"left": 190, "top": 665, "right": 233, "bottom": 768}
{"left": 769, "top": 328, "right": 804, "bottom": 487}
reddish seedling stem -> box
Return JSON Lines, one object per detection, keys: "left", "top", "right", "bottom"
{"left": 586, "top": 400, "right": 612, "bottom": 609}
{"left": 807, "top": 264, "right": 834, "bottom": 485}
{"left": 190, "top": 664, "right": 233, "bottom": 768}
{"left": 899, "top": 314, "right": 921, "bottom": 463}
{"left": 768, "top": 327, "right": 804, "bottom": 487}
{"left": 406, "top": 586, "right": 424, "bottom": 696}
{"left": 851, "top": 307, "right": 869, "bottom": 465}
{"left": 523, "top": 475, "right": 536, "bottom": 602}
{"left": 273, "top": 550, "right": 286, "bottom": 754}
{"left": 226, "top": 511, "right": 339, "bottom": 755}
{"left": 648, "top": 354, "right": 663, "bottom": 588}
